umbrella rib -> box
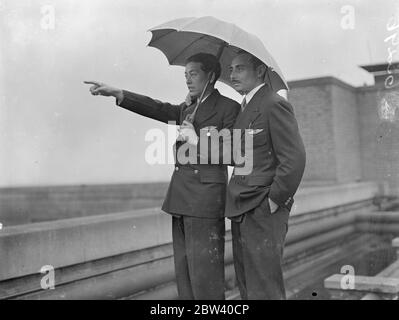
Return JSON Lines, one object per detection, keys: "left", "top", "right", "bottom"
{"left": 150, "top": 29, "right": 178, "bottom": 43}
{"left": 169, "top": 34, "right": 211, "bottom": 64}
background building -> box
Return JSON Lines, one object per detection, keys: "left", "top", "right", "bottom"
{"left": 289, "top": 62, "right": 399, "bottom": 195}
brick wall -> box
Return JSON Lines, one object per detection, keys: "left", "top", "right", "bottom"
{"left": 288, "top": 79, "right": 336, "bottom": 182}
{"left": 357, "top": 87, "right": 381, "bottom": 182}
{"left": 288, "top": 77, "right": 398, "bottom": 195}
{"left": 331, "top": 84, "right": 361, "bottom": 183}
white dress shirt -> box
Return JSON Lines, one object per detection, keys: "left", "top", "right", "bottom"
{"left": 243, "top": 83, "right": 265, "bottom": 104}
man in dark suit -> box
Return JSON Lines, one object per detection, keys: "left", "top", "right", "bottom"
{"left": 226, "top": 51, "right": 306, "bottom": 299}
{"left": 84, "top": 53, "right": 240, "bottom": 299}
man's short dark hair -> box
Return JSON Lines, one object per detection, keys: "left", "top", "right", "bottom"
{"left": 186, "top": 53, "right": 221, "bottom": 84}
{"left": 237, "top": 49, "right": 266, "bottom": 70}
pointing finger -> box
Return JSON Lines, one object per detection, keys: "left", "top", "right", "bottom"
{"left": 84, "top": 80, "right": 102, "bottom": 86}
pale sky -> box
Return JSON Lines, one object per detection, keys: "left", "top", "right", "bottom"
{"left": 1, "top": 0, "right": 398, "bottom": 187}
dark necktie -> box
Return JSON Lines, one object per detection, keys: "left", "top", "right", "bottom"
{"left": 241, "top": 97, "right": 247, "bottom": 112}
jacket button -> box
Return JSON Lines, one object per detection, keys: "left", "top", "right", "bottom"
{"left": 194, "top": 170, "right": 199, "bottom": 174}
{"left": 175, "top": 167, "right": 179, "bottom": 171}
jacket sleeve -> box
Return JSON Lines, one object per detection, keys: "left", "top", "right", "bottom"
{"left": 267, "top": 99, "right": 306, "bottom": 209}
{"left": 197, "top": 101, "right": 241, "bottom": 165}
{"left": 116, "top": 90, "right": 183, "bottom": 125}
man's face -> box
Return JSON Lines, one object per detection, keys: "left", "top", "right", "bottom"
{"left": 229, "top": 54, "right": 259, "bottom": 94}
{"left": 185, "top": 62, "right": 209, "bottom": 98}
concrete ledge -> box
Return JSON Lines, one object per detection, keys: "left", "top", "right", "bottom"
{"left": 0, "top": 242, "right": 174, "bottom": 299}
{"left": 356, "top": 211, "right": 399, "bottom": 223}
{"left": 0, "top": 208, "right": 171, "bottom": 281}
{"left": 285, "top": 234, "right": 384, "bottom": 299}
{"left": 371, "top": 260, "right": 399, "bottom": 279}
{"left": 324, "top": 274, "right": 399, "bottom": 294}
{"left": 325, "top": 236, "right": 399, "bottom": 300}
{"left": 0, "top": 181, "right": 388, "bottom": 299}
{"left": 356, "top": 211, "right": 399, "bottom": 234}
{"left": 0, "top": 182, "right": 381, "bottom": 282}
{"left": 291, "top": 182, "right": 380, "bottom": 216}
{"left": 285, "top": 225, "right": 355, "bottom": 260}
{"left": 286, "top": 210, "right": 356, "bottom": 245}
{"left": 128, "top": 264, "right": 237, "bottom": 300}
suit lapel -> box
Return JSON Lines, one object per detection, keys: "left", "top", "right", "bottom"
{"left": 193, "top": 89, "right": 219, "bottom": 127}
{"left": 236, "top": 85, "right": 268, "bottom": 137}
{"left": 181, "top": 102, "right": 195, "bottom": 123}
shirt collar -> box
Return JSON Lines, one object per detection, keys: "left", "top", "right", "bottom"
{"left": 243, "top": 83, "right": 265, "bottom": 104}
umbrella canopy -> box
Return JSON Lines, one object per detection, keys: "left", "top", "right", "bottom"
{"left": 148, "top": 16, "right": 288, "bottom": 92}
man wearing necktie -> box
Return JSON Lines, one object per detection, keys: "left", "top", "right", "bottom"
{"left": 84, "top": 53, "right": 240, "bottom": 299}
{"left": 226, "top": 51, "right": 306, "bottom": 299}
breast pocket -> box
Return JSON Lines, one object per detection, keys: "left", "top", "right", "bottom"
{"left": 246, "top": 129, "right": 267, "bottom": 147}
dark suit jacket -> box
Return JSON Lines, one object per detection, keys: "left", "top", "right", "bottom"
{"left": 225, "top": 84, "right": 306, "bottom": 218}
{"left": 117, "top": 89, "right": 240, "bottom": 218}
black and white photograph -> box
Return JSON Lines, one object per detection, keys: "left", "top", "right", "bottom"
{"left": 1, "top": 0, "right": 399, "bottom": 308}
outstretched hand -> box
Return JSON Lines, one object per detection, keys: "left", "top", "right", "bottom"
{"left": 83, "top": 81, "right": 122, "bottom": 98}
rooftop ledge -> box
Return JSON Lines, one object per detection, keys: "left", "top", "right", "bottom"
{"left": 0, "top": 181, "right": 382, "bottom": 282}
